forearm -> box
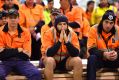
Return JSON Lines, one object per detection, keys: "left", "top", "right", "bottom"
{"left": 88, "top": 47, "right": 104, "bottom": 59}
{"left": 47, "top": 41, "right": 61, "bottom": 57}
{"left": 65, "top": 42, "right": 79, "bottom": 57}
{"left": 0, "top": 48, "right": 18, "bottom": 60}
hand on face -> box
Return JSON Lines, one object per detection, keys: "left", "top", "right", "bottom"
{"left": 59, "top": 29, "right": 68, "bottom": 43}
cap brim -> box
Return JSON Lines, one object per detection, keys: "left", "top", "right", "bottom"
{"left": 51, "top": 12, "right": 60, "bottom": 15}
{"left": 8, "top": 13, "right": 19, "bottom": 16}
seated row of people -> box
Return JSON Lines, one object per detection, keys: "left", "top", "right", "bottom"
{"left": 0, "top": 6, "right": 119, "bottom": 80}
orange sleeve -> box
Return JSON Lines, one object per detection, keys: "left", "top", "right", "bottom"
{"left": 42, "top": 30, "right": 54, "bottom": 55}
{"left": 0, "top": 30, "right": 4, "bottom": 48}
{"left": 19, "top": 6, "right": 26, "bottom": 28}
{"left": 22, "top": 29, "right": 31, "bottom": 57}
{"left": 0, "top": 0, "right": 4, "bottom": 9}
{"left": 73, "top": 7, "right": 83, "bottom": 27}
{"left": 41, "top": 25, "right": 50, "bottom": 43}
{"left": 82, "top": 18, "right": 90, "bottom": 37}
{"left": 39, "top": 5, "right": 44, "bottom": 21}
{"left": 71, "top": 32, "right": 80, "bottom": 50}
{"left": 87, "top": 27, "right": 97, "bottom": 50}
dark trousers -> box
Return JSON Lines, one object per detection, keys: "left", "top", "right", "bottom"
{"left": 87, "top": 55, "right": 119, "bottom": 80}
{"left": 31, "top": 36, "right": 42, "bottom": 60}
{"left": 0, "top": 59, "right": 42, "bottom": 80}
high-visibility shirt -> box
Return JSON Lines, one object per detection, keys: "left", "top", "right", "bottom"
{"left": 41, "top": 24, "right": 51, "bottom": 44}
{"left": 60, "top": 6, "right": 86, "bottom": 28}
{"left": 42, "top": 27, "right": 80, "bottom": 57}
{"left": 43, "top": 8, "right": 51, "bottom": 25}
{"left": 19, "top": 3, "right": 44, "bottom": 28}
{"left": 85, "top": 11, "right": 92, "bottom": 26}
{"left": 0, "top": 0, "right": 4, "bottom": 9}
{"left": 0, "top": 24, "right": 31, "bottom": 57}
{"left": 79, "top": 17, "right": 90, "bottom": 40}
{"left": 88, "top": 25, "right": 119, "bottom": 52}
{"left": 41, "top": 24, "right": 51, "bottom": 55}
{"left": 91, "top": 5, "right": 117, "bottom": 25}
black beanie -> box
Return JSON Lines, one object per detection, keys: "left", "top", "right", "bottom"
{"left": 54, "top": 15, "right": 68, "bottom": 28}
{"left": 101, "top": 10, "right": 116, "bottom": 22}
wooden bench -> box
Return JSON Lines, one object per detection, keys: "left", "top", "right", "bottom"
{"left": 6, "top": 59, "right": 119, "bottom": 80}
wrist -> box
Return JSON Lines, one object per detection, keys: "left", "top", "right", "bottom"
{"left": 103, "top": 52, "right": 107, "bottom": 60}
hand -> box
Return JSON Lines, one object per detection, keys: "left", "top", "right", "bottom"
{"left": 29, "top": 27, "right": 35, "bottom": 33}
{"left": 109, "top": 51, "right": 118, "bottom": 61}
{"left": 0, "top": 48, "right": 5, "bottom": 52}
{"left": 63, "top": 30, "right": 68, "bottom": 43}
{"left": 31, "top": 31, "right": 37, "bottom": 39}
{"left": 36, "top": 33, "right": 41, "bottom": 41}
{"left": 103, "top": 52, "right": 111, "bottom": 60}
{"left": 18, "top": 48, "right": 23, "bottom": 53}
{"left": 59, "top": 30, "right": 64, "bottom": 42}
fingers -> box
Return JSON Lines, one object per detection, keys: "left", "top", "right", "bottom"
{"left": 109, "top": 51, "right": 118, "bottom": 61}
{"left": 18, "top": 48, "right": 23, "bottom": 52}
{"left": 59, "top": 30, "right": 64, "bottom": 42}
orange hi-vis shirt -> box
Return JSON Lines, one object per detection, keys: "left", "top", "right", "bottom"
{"left": 0, "top": 0, "right": 4, "bottom": 9}
{"left": 42, "top": 27, "right": 80, "bottom": 60}
{"left": 79, "top": 17, "right": 90, "bottom": 39}
{"left": 41, "top": 24, "right": 52, "bottom": 54}
{"left": 41, "top": 24, "right": 51, "bottom": 43}
{"left": 60, "top": 6, "right": 85, "bottom": 28}
{"left": 85, "top": 11, "right": 92, "bottom": 25}
{"left": 60, "top": 6, "right": 86, "bottom": 39}
{"left": 19, "top": 3, "right": 44, "bottom": 28}
{"left": 88, "top": 25, "right": 119, "bottom": 52}
{"left": 0, "top": 24, "right": 31, "bottom": 57}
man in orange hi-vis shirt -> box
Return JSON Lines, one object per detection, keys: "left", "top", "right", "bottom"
{"left": 19, "top": 0, "right": 45, "bottom": 60}
{"left": 59, "top": 0, "right": 89, "bottom": 59}
{"left": 87, "top": 10, "right": 119, "bottom": 80}
{"left": 0, "top": 9, "right": 42, "bottom": 80}
{"left": 41, "top": 8, "right": 61, "bottom": 57}
{"left": 19, "top": 0, "right": 44, "bottom": 29}
{"left": 42, "top": 15, "right": 82, "bottom": 80}
{"left": 59, "top": 0, "right": 85, "bottom": 37}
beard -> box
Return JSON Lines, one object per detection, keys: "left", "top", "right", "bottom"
{"left": 103, "top": 28, "right": 111, "bottom": 33}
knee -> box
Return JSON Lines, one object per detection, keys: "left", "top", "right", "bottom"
{"left": 44, "top": 57, "right": 55, "bottom": 68}
{"left": 71, "top": 57, "right": 82, "bottom": 66}
{"left": 45, "top": 57, "right": 55, "bottom": 64}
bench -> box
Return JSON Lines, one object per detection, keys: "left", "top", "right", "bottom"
{"left": 6, "top": 59, "right": 119, "bottom": 80}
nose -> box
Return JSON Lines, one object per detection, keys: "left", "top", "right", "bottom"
{"left": 107, "top": 22, "right": 110, "bottom": 26}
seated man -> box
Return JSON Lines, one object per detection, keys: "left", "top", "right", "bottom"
{"left": 42, "top": 15, "right": 82, "bottom": 80}
{"left": 0, "top": 9, "right": 41, "bottom": 80}
{"left": 87, "top": 10, "right": 119, "bottom": 80}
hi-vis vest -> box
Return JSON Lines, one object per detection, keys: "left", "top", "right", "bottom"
{"left": 42, "top": 27, "right": 80, "bottom": 62}
{"left": 88, "top": 25, "right": 119, "bottom": 52}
